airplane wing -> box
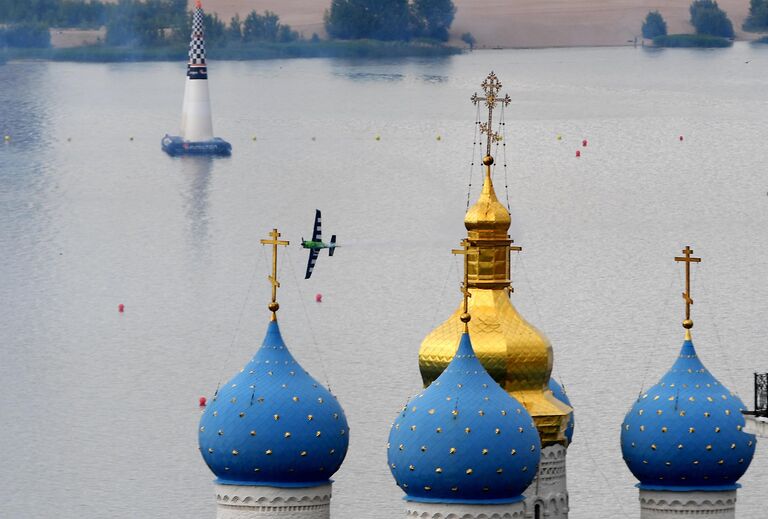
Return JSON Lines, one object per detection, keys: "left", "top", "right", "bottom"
{"left": 312, "top": 209, "right": 322, "bottom": 242}
{"left": 305, "top": 248, "right": 320, "bottom": 279}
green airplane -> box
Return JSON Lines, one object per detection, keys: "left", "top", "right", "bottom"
{"left": 301, "top": 209, "right": 337, "bottom": 279}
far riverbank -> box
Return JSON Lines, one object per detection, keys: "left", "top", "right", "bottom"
{"left": 1, "top": 40, "right": 461, "bottom": 63}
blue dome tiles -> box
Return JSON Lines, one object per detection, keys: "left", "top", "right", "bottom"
{"left": 387, "top": 333, "right": 541, "bottom": 504}
{"left": 198, "top": 320, "right": 349, "bottom": 487}
{"left": 621, "top": 336, "right": 755, "bottom": 491}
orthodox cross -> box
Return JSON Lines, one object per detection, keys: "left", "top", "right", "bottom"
{"left": 452, "top": 239, "right": 473, "bottom": 332}
{"left": 260, "top": 228, "right": 289, "bottom": 319}
{"left": 471, "top": 71, "right": 511, "bottom": 158}
{"left": 674, "top": 245, "right": 701, "bottom": 329}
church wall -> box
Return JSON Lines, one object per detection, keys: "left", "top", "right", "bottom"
{"left": 214, "top": 483, "right": 332, "bottom": 519}
{"left": 523, "top": 444, "right": 568, "bottom": 519}
{"left": 405, "top": 500, "right": 526, "bottom": 518}
{"left": 639, "top": 489, "right": 736, "bottom": 519}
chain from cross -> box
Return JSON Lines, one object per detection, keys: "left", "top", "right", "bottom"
{"left": 674, "top": 245, "right": 701, "bottom": 328}
{"left": 452, "top": 239, "right": 473, "bottom": 331}
{"left": 471, "top": 71, "right": 511, "bottom": 158}
{"left": 260, "top": 228, "right": 290, "bottom": 318}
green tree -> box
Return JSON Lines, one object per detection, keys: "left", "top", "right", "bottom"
{"left": 642, "top": 11, "right": 667, "bottom": 38}
{"left": 325, "top": 0, "right": 411, "bottom": 41}
{"left": 744, "top": 0, "right": 768, "bottom": 30}
{"left": 689, "top": 0, "right": 734, "bottom": 38}
{"left": 0, "top": 22, "right": 51, "bottom": 47}
{"left": 106, "top": 0, "right": 186, "bottom": 46}
{"left": 277, "top": 24, "right": 299, "bottom": 42}
{"left": 55, "top": 1, "right": 113, "bottom": 28}
{"left": 227, "top": 14, "right": 242, "bottom": 41}
{"left": 411, "top": 0, "right": 455, "bottom": 41}
{"left": 460, "top": 31, "right": 475, "bottom": 49}
{"left": 203, "top": 12, "right": 226, "bottom": 44}
{"left": 242, "top": 10, "right": 297, "bottom": 43}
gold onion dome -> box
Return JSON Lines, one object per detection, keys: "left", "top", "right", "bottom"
{"left": 419, "top": 73, "right": 571, "bottom": 447}
{"left": 464, "top": 156, "right": 511, "bottom": 237}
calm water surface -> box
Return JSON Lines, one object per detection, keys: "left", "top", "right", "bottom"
{"left": 1, "top": 43, "right": 768, "bottom": 518}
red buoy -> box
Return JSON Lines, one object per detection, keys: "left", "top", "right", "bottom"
{"left": 118, "top": 303, "right": 125, "bottom": 313}
{"left": 199, "top": 396, "right": 207, "bottom": 407}
{"left": 679, "top": 135, "right": 684, "bottom": 141}
{"left": 582, "top": 139, "right": 588, "bottom": 147}
{"left": 575, "top": 150, "right": 581, "bottom": 158}
{"left": 315, "top": 293, "right": 323, "bottom": 303}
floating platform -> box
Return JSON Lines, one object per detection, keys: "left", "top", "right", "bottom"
{"left": 161, "top": 135, "right": 231, "bottom": 157}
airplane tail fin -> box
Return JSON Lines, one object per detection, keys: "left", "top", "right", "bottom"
{"left": 329, "top": 235, "right": 337, "bottom": 257}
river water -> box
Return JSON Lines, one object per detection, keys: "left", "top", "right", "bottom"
{"left": 1, "top": 43, "right": 768, "bottom": 518}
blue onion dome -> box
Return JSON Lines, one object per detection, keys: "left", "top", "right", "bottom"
{"left": 549, "top": 378, "right": 575, "bottom": 445}
{"left": 387, "top": 332, "right": 541, "bottom": 504}
{"left": 621, "top": 334, "right": 756, "bottom": 491}
{"left": 198, "top": 320, "right": 349, "bottom": 487}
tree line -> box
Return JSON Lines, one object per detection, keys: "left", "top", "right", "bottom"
{"left": 0, "top": 0, "right": 301, "bottom": 48}
{"left": 106, "top": 2, "right": 301, "bottom": 47}
{"left": 744, "top": 0, "right": 768, "bottom": 30}
{"left": 0, "top": 23, "right": 51, "bottom": 47}
{"left": 642, "top": 0, "right": 735, "bottom": 40}
{"left": 0, "top": 0, "right": 111, "bottom": 28}
{"left": 200, "top": 11, "right": 300, "bottom": 47}
{"left": 325, "top": 0, "right": 456, "bottom": 42}
{"left": 1, "top": 0, "right": 459, "bottom": 50}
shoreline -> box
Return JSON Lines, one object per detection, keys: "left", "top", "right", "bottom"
{"left": 3, "top": 38, "right": 764, "bottom": 65}
{"left": 0, "top": 40, "right": 462, "bottom": 63}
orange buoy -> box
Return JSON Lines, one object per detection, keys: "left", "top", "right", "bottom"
{"left": 118, "top": 303, "right": 125, "bottom": 313}
{"left": 315, "top": 293, "right": 323, "bottom": 303}
{"left": 582, "top": 139, "right": 588, "bottom": 147}
{"left": 199, "top": 396, "right": 207, "bottom": 407}
{"left": 575, "top": 150, "right": 581, "bottom": 158}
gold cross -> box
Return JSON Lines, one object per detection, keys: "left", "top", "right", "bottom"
{"left": 452, "top": 239, "right": 473, "bottom": 332}
{"left": 471, "top": 71, "right": 511, "bottom": 158}
{"left": 674, "top": 245, "right": 701, "bottom": 329}
{"left": 260, "top": 228, "right": 289, "bottom": 320}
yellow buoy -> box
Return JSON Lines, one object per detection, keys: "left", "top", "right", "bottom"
{"left": 375, "top": 135, "right": 381, "bottom": 141}
{"left": 129, "top": 137, "right": 134, "bottom": 141}
{"left": 436, "top": 135, "right": 442, "bottom": 141}
{"left": 557, "top": 135, "right": 562, "bottom": 141}
{"left": 252, "top": 136, "right": 257, "bottom": 141}
{"left": 3, "top": 135, "right": 10, "bottom": 142}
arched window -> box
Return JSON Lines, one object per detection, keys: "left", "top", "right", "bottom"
{"left": 535, "top": 503, "right": 541, "bottom": 519}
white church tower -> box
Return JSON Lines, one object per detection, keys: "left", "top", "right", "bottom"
{"left": 417, "top": 72, "right": 574, "bottom": 519}
{"left": 523, "top": 380, "right": 573, "bottom": 519}
{"left": 388, "top": 266, "right": 542, "bottom": 519}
